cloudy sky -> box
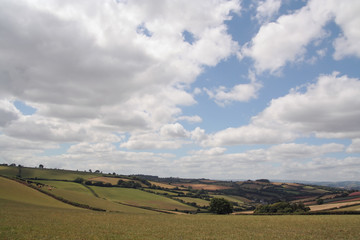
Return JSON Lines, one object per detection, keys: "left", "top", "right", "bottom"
{"left": 1, "top": 0, "right": 360, "bottom": 181}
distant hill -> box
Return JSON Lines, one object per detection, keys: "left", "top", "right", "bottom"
{"left": 296, "top": 181, "right": 360, "bottom": 190}
{"left": 1, "top": 164, "right": 359, "bottom": 214}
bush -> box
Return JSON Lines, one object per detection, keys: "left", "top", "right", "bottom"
{"left": 209, "top": 198, "right": 233, "bottom": 214}
{"left": 254, "top": 202, "right": 310, "bottom": 214}
{"left": 74, "top": 177, "right": 84, "bottom": 183}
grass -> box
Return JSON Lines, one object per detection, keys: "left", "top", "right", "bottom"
{"left": 174, "top": 197, "right": 210, "bottom": 207}
{"left": 34, "top": 180, "right": 94, "bottom": 195}
{"left": 0, "top": 166, "right": 100, "bottom": 180}
{"left": 91, "top": 186, "right": 196, "bottom": 211}
{"left": 0, "top": 177, "right": 79, "bottom": 209}
{"left": 1, "top": 199, "right": 360, "bottom": 240}
{"left": 40, "top": 183, "right": 155, "bottom": 214}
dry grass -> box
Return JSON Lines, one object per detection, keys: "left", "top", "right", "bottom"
{"left": 149, "top": 181, "right": 178, "bottom": 189}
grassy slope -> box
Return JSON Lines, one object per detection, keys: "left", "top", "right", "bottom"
{"left": 1, "top": 199, "right": 360, "bottom": 240}
{"left": 0, "top": 176, "right": 79, "bottom": 209}
{"left": 174, "top": 197, "right": 210, "bottom": 207}
{"left": 36, "top": 181, "right": 156, "bottom": 214}
{"left": 0, "top": 166, "right": 100, "bottom": 180}
{"left": 92, "top": 186, "right": 196, "bottom": 211}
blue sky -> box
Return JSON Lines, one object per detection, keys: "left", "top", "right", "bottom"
{"left": 1, "top": 0, "right": 360, "bottom": 181}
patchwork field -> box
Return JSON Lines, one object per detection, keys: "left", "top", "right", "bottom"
{"left": 172, "top": 183, "right": 232, "bottom": 191}
{"left": 0, "top": 177, "right": 79, "bottom": 209}
{"left": 1, "top": 166, "right": 360, "bottom": 239}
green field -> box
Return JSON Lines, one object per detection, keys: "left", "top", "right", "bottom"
{"left": 35, "top": 181, "right": 155, "bottom": 214}
{"left": 0, "top": 177, "right": 79, "bottom": 210}
{"left": 91, "top": 186, "right": 195, "bottom": 211}
{"left": 0, "top": 166, "right": 100, "bottom": 181}
{"left": 1, "top": 167, "right": 360, "bottom": 239}
{"left": 174, "top": 196, "right": 210, "bottom": 207}
{"left": 1, "top": 198, "right": 360, "bottom": 240}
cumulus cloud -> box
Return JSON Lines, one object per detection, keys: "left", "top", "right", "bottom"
{"left": 205, "top": 81, "right": 262, "bottom": 106}
{"left": 256, "top": 0, "right": 282, "bottom": 23}
{"left": 120, "top": 123, "right": 190, "bottom": 150}
{"left": 202, "top": 72, "right": 360, "bottom": 147}
{"left": 205, "top": 71, "right": 262, "bottom": 106}
{"left": 0, "top": 0, "right": 240, "bottom": 143}
{"left": 346, "top": 139, "right": 360, "bottom": 153}
{"left": 0, "top": 100, "right": 20, "bottom": 127}
{"left": 243, "top": 0, "right": 360, "bottom": 73}
{"left": 332, "top": 1, "right": 360, "bottom": 59}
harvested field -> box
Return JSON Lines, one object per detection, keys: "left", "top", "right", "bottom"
{"left": 330, "top": 197, "right": 360, "bottom": 203}
{"left": 349, "top": 192, "right": 360, "bottom": 197}
{"left": 149, "top": 181, "right": 178, "bottom": 189}
{"left": 89, "top": 176, "right": 120, "bottom": 185}
{"left": 309, "top": 201, "right": 360, "bottom": 211}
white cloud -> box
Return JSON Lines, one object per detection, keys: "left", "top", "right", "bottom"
{"left": 202, "top": 72, "right": 360, "bottom": 147}
{"left": 347, "top": 139, "right": 360, "bottom": 153}
{"left": 120, "top": 123, "right": 190, "bottom": 150}
{"left": 254, "top": 72, "right": 360, "bottom": 139}
{"left": 243, "top": 0, "right": 360, "bottom": 73}
{"left": 190, "top": 147, "right": 227, "bottom": 156}
{"left": 177, "top": 115, "right": 202, "bottom": 124}
{"left": 205, "top": 71, "right": 262, "bottom": 106}
{"left": 267, "top": 143, "right": 344, "bottom": 160}
{"left": 0, "top": 99, "right": 20, "bottom": 127}
{"left": 0, "top": 0, "right": 240, "bottom": 144}
{"left": 332, "top": 1, "right": 360, "bottom": 59}
{"left": 205, "top": 81, "right": 262, "bottom": 106}
{"left": 243, "top": 0, "right": 332, "bottom": 73}
{"left": 256, "top": 0, "right": 282, "bottom": 23}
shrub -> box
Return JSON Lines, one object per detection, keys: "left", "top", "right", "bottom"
{"left": 254, "top": 202, "right": 310, "bottom": 214}
{"left": 209, "top": 198, "right": 233, "bottom": 214}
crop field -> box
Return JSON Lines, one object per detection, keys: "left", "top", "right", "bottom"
{"left": 91, "top": 186, "right": 195, "bottom": 211}
{"left": 1, "top": 198, "right": 360, "bottom": 240}
{"left": 332, "top": 204, "right": 360, "bottom": 212}
{"left": 309, "top": 201, "right": 360, "bottom": 211}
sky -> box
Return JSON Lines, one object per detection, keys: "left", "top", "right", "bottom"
{"left": 1, "top": 0, "right": 360, "bottom": 181}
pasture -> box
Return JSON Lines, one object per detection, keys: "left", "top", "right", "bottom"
{"left": 91, "top": 186, "right": 195, "bottom": 211}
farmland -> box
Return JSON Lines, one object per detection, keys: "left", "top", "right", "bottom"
{"left": 1, "top": 165, "right": 360, "bottom": 239}
{"left": 1, "top": 198, "right": 360, "bottom": 240}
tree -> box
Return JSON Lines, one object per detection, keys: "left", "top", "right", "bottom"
{"left": 39, "top": 164, "right": 44, "bottom": 169}
{"left": 209, "top": 198, "right": 233, "bottom": 214}
{"left": 254, "top": 201, "right": 310, "bottom": 214}
{"left": 317, "top": 199, "right": 324, "bottom": 205}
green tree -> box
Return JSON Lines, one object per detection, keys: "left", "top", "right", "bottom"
{"left": 209, "top": 198, "right": 233, "bottom": 214}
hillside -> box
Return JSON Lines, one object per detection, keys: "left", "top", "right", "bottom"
{"left": 1, "top": 165, "right": 359, "bottom": 214}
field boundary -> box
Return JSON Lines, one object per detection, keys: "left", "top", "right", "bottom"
{"left": 0, "top": 175, "right": 106, "bottom": 212}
